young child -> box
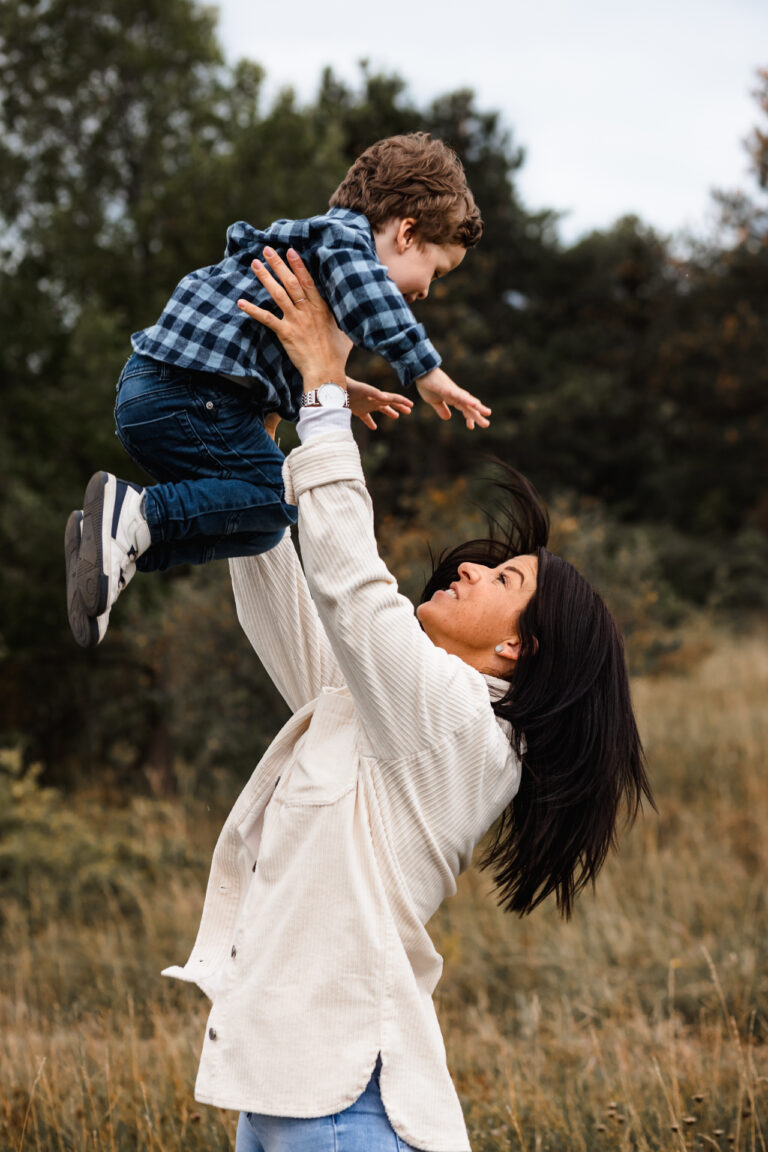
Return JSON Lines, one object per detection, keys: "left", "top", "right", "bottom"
{"left": 65, "top": 132, "right": 490, "bottom": 647}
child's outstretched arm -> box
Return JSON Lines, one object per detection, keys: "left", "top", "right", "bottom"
{"left": 415, "top": 366, "right": 491, "bottom": 431}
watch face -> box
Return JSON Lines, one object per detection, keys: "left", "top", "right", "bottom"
{"left": 317, "top": 383, "right": 347, "bottom": 409}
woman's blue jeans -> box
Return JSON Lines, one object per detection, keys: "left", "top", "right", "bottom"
{"left": 114, "top": 352, "right": 297, "bottom": 572}
{"left": 234, "top": 1059, "right": 420, "bottom": 1152}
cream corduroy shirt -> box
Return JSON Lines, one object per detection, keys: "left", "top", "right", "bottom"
{"left": 163, "top": 429, "right": 521, "bottom": 1152}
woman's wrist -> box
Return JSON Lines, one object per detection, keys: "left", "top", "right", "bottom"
{"left": 296, "top": 404, "right": 352, "bottom": 444}
{"left": 301, "top": 364, "right": 348, "bottom": 393}
{"left": 237, "top": 247, "right": 351, "bottom": 394}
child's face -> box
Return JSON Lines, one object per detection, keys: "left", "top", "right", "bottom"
{"left": 374, "top": 218, "right": 466, "bottom": 305}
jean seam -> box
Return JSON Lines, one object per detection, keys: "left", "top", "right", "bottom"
{"left": 188, "top": 399, "right": 282, "bottom": 485}
{"left": 120, "top": 367, "right": 168, "bottom": 383}
{"left": 121, "top": 403, "right": 281, "bottom": 489}
{"left": 114, "top": 429, "right": 165, "bottom": 485}
{"left": 119, "top": 409, "right": 240, "bottom": 482}
{"left": 115, "top": 384, "right": 194, "bottom": 414}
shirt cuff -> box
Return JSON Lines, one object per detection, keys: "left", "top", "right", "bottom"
{"left": 282, "top": 430, "right": 363, "bottom": 505}
{"left": 388, "top": 338, "right": 441, "bottom": 387}
{"left": 296, "top": 406, "right": 353, "bottom": 444}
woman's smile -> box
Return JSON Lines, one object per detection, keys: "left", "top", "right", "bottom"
{"left": 418, "top": 557, "right": 538, "bottom": 669}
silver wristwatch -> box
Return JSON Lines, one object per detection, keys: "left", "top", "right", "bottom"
{"left": 300, "top": 382, "right": 350, "bottom": 409}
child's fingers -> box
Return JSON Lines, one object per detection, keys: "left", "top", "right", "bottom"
{"left": 460, "top": 391, "right": 491, "bottom": 416}
{"left": 456, "top": 390, "right": 491, "bottom": 418}
{"left": 455, "top": 391, "right": 491, "bottom": 426}
{"left": 470, "top": 399, "right": 491, "bottom": 426}
{"left": 461, "top": 406, "right": 490, "bottom": 430}
{"left": 441, "top": 392, "right": 487, "bottom": 429}
{"left": 466, "top": 407, "right": 490, "bottom": 428}
{"left": 378, "top": 395, "right": 413, "bottom": 417}
{"left": 460, "top": 403, "right": 490, "bottom": 430}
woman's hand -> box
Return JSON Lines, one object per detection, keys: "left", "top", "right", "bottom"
{"left": 237, "top": 247, "right": 350, "bottom": 392}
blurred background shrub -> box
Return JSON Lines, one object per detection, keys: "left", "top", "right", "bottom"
{"left": 0, "top": 0, "right": 766, "bottom": 795}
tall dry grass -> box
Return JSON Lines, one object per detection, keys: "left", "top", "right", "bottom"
{"left": 1, "top": 630, "right": 766, "bottom": 1151}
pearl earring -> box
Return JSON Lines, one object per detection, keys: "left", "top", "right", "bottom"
{"left": 495, "top": 644, "right": 504, "bottom": 654}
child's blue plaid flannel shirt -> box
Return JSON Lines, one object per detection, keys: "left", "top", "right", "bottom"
{"left": 131, "top": 208, "right": 441, "bottom": 421}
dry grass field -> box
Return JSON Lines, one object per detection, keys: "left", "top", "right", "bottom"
{"left": 1, "top": 629, "right": 766, "bottom": 1151}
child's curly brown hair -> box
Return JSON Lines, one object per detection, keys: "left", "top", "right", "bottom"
{"left": 330, "top": 132, "right": 483, "bottom": 248}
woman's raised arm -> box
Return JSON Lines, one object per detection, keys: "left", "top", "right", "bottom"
{"left": 237, "top": 250, "right": 499, "bottom": 762}
{"left": 229, "top": 537, "right": 345, "bottom": 714}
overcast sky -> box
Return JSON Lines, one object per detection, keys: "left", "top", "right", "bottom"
{"left": 215, "top": 0, "right": 767, "bottom": 243}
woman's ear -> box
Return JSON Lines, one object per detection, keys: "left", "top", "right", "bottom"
{"left": 494, "top": 637, "right": 521, "bottom": 663}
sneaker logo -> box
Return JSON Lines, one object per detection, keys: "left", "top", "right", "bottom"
{"left": 112, "top": 480, "right": 129, "bottom": 538}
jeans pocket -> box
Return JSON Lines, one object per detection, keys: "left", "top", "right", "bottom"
{"left": 117, "top": 409, "right": 231, "bottom": 483}
{"left": 115, "top": 378, "right": 191, "bottom": 421}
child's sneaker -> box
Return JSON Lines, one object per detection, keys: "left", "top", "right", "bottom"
{"left": 77, "top": 471, "right": 151, "bottom": 621}
{"left": 65, "top": 510, "right": 110, "bottom": 648}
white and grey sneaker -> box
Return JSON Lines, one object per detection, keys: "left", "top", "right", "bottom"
{"left": 77, "top": 471, "right": 151, "bottom": 622}
{"left": 64, "top": 510, "right": 110, "bottom": 648}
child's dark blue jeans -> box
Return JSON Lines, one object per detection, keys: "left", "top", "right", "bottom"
{"left": 114, "top": 351, "right": 298, "bottom": 572}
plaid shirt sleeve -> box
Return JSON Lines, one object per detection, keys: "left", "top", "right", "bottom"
{"left": 314, "top": 239, "right": 441, "bottom": 388}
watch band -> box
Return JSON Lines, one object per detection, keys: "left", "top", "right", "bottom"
{"left": 300, "top": 383, "right": 350, "bottom": 410}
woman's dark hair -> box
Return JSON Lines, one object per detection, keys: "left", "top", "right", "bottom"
{"left": 419, "top": 467, "right": 654, "bottom": 919}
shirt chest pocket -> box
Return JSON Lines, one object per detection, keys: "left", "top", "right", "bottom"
{"left": 280, "top": 689, "right": 359, "bottom": 805}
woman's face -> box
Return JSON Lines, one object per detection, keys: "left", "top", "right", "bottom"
{"left": 416, "top": 556, "right": 539, "bottom": 672}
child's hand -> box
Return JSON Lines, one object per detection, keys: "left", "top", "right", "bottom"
{"left": 415, "top": 367, "right": 491, "bottom": 430}
{"left": 346, "top": 377, "right": 414, "bottom": 431}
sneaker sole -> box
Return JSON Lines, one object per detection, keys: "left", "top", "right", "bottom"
{"left": 78, "top": 471, "right": 114, "bottom": 617}
{"left": 65, "top": 511, "right": 100, "bottom": 648}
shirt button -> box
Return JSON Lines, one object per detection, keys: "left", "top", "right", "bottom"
{"left": 205, "top": 400, "right": 214, "bottom": 410}
{"left": 231, "top": 945, "right": 237, "bottom": 959}
{"left": 209, "top": 1027, "right": 217, "bottom": 1041}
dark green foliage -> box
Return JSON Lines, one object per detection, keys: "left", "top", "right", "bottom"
{"left": 1, "top": 0, "right": 766, "bottom": 787}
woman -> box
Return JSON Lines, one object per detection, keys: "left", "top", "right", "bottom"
{"left": 163, "top": 249, "right": 652, "bottom": 1152}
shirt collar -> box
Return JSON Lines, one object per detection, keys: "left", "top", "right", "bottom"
{"left": 325, "top": 206, "right": 376, "bottom": 250}
{"left": 483, "top": 673, "right": 510, "bottom": 702}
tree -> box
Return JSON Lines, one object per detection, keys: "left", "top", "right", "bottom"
{"left": 2, "top": 0, "right": 765, "bottom": 786}
{"left": 0, "top": 0, "right": 250, "bottom": 784}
